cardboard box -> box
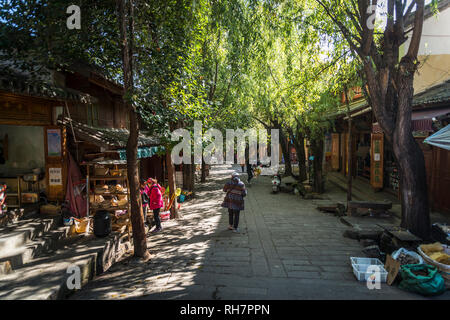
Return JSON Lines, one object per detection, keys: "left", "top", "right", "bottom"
{"left": 22, "top": 192, "right": 39, "bottom": 204}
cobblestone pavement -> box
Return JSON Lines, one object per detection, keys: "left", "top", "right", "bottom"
{"left": 70, "top": 164, "right": 448, "bottom": 300}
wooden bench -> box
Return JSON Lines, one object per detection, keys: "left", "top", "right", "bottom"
{"left": 347, "top": 200, "right": 392, "bottom": 216}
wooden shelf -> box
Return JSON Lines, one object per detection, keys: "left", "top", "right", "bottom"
{"left": 91, "top": 191, "right": 128, "bottom": 195}
{"left": 6, "top": 193, "right": 18, "bottom": 196}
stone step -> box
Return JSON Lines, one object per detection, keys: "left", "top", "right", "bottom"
{"left": 0, "top": 261, "right": 12, "bottom": 275}
{"left": 0, "top": 217, "right": 60, "bottom": 255}
{"left": 0, "top": 232, "right": 130, "bottom": 300}
{"left": 0, "top": 226, "right": 73, "bottom": 271}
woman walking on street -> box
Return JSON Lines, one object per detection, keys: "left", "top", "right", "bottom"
{"left": 222, "top": 172, "right": 247, "bottom": 233}
{"left": 149, "top": 178, "right": 164, "bottom": 233}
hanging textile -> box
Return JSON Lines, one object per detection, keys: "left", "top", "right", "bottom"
{"left": 65, "top": 153, "right": 87, "bottom": 218}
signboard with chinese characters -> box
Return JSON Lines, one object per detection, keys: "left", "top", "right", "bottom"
{"left": 370, "top": 133, "right": 384, "bottom": 189}
{"left": 49, "top": 167, "right": 62, "bottom": 186}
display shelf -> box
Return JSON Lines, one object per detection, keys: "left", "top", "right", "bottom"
{"left": 84, "top": 161, "right": 135, "bottom": 237}
{"left": 91, "top": 191, "right": 128, "bottom": 195}
{"left": 6, "top": 193, "right": 18, "bottom": 196}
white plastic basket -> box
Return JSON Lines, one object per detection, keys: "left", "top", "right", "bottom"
{"left": 350, "top": 257, "right": 387, "bottom": 282}
{"left": 352, "top": 264, "right": 388, "bottom": 282}
{"left": 350, "top": 257, "right": 384, "bottom": 266}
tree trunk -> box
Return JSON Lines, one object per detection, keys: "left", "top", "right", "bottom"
{"left": 347, "top": 120, "right": 352, "bottom": 202}
{"left": 191, "top": 154, "right": 195, "bottom": 191}
{"left": 311, "top": 138, "right": 324, "bottom": 194}
{"left": 118, "top": 0, "right": 149, "bottom": 259}
{"left": 183, "top": 162, "right": 194, "bottom": 191}
{"left": 291, "top": 130, "right": 307, "bottom": 182}
{"left": 280, "top": 132, "right": 293, "bottom": 177}
{"left": 201, "top": 158, "right": 207, "bottom": 183}
{"left": 183, "top": 163, "right": 189, "bottom": 189}
{"left": 393, "top": 66, "right": 430, "bottom": 239}
{"left": 126, "top": 110, "right": 149, "bottom": 258}
{"left": 344, "top": 87, "right": 352, "bottom": 203}
{"left": 166, "top": 150, "right": 179, "bottom": 219}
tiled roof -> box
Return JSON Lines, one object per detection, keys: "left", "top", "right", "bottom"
{"left": 328, "top": 99, "right": 369, "bottom": 119}
{"left": 0, "top": 66, "right": 96, "bottom": 103}
{"left": 329, "top": 79, "right": 450, "bottom": 121}
{"left": 405, "top": 0, "right": 450, "bottom": 27}
{"left": 58, "top": 117, "right": 160, "bottom": 150}
{"left": 413, "top": 79, "right": 450, "bottom": 107}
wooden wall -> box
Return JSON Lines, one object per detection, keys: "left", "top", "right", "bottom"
{"left": 419, "top": 137, "right": 450, "bottom": 214}
{"left": 0, "top": 92, "right": 54, "bottom": 126}
{"left": 65, "top": 73, "right": 127, "bottom": 129}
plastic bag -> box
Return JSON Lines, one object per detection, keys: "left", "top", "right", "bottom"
{"left": 398, "top": 264, "right": 446, "bottom": 296}
{"left": 392, "top": 248, "right": 424, "bottom": 264}
{"left": 69, "top": 217, "right": 90, "bottom": 235}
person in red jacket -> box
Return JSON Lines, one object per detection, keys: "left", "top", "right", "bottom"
{"left": 148, "top": 178, "right": 164, "bottom": 233}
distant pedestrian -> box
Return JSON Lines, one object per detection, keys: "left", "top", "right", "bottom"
{"left": 148, "top": 178, "right": 164, "bottom": 233}
{"left": 222, "top": 172, "right": 247, "bottom": 233}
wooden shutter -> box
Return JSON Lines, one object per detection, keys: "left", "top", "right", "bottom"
{"left": 370, "top": 133, "right": 384, "bottom": 189}
{"left": 331, "top": 133, "right": 339, "bottom": 170}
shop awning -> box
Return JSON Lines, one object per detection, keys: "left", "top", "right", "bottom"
{"left": 59, "top": 117, "right": 160, "bottom": 150}
{"left": 424, "top": 125, "right": 450, "bottom": 151}
{"left": 118, "top": 146, "right": 164, "bottom": 160}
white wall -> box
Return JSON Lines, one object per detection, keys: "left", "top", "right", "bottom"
{"left": 403, "top": 7, "right": 450, "bottom": 56}
{"left": 0, "top": 125, "right": 45, "bottom": 176}
{"left": 402, "top": 6, "right": 450, "bottom": 93}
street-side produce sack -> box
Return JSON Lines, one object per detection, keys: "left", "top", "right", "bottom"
{"left": 398, "top": 264, "right": 446, "bottom": 296}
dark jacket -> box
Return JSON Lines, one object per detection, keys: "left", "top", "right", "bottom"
{"left": 221, "top": 177, "right": 247, "bottom": 210}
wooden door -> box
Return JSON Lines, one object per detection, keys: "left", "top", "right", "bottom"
{"left": 331, "top": 133, "right": 339, "bottom": 170}
{"left": 44, "top": 126, "right": 67, "bottom": 201}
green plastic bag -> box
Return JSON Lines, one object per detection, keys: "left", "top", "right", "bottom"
{"left": 398, "top": 264, "right": 446, "bottom": 296}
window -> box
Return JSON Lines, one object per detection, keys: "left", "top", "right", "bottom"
{"left": 53, "top": 106, "right": 63, "bottom": 125}
{"left": 87, "top": 104, "right": 99, "bottom": 126}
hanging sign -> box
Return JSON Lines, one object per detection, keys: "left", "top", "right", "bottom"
{"left": 370, "top": 133, "right": 384, "bottom": 189}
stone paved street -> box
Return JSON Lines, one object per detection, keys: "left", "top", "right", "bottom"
{"left": 70, "top": 165, "right": 448, "bottom": 300}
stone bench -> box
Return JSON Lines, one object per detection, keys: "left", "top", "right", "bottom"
{"left": 347, "top": 200, "right": 392, "bottom": 216}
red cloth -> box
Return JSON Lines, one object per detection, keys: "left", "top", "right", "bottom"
{"left": 65, "top": 153, "right": 87, "bottom": 218}
{"left": 149, "top": 184, "right": 164, "bottom": 210}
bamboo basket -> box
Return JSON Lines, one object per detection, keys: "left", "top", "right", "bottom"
{"left": 418, "top": 244, "right": 450, "bottom": 287}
